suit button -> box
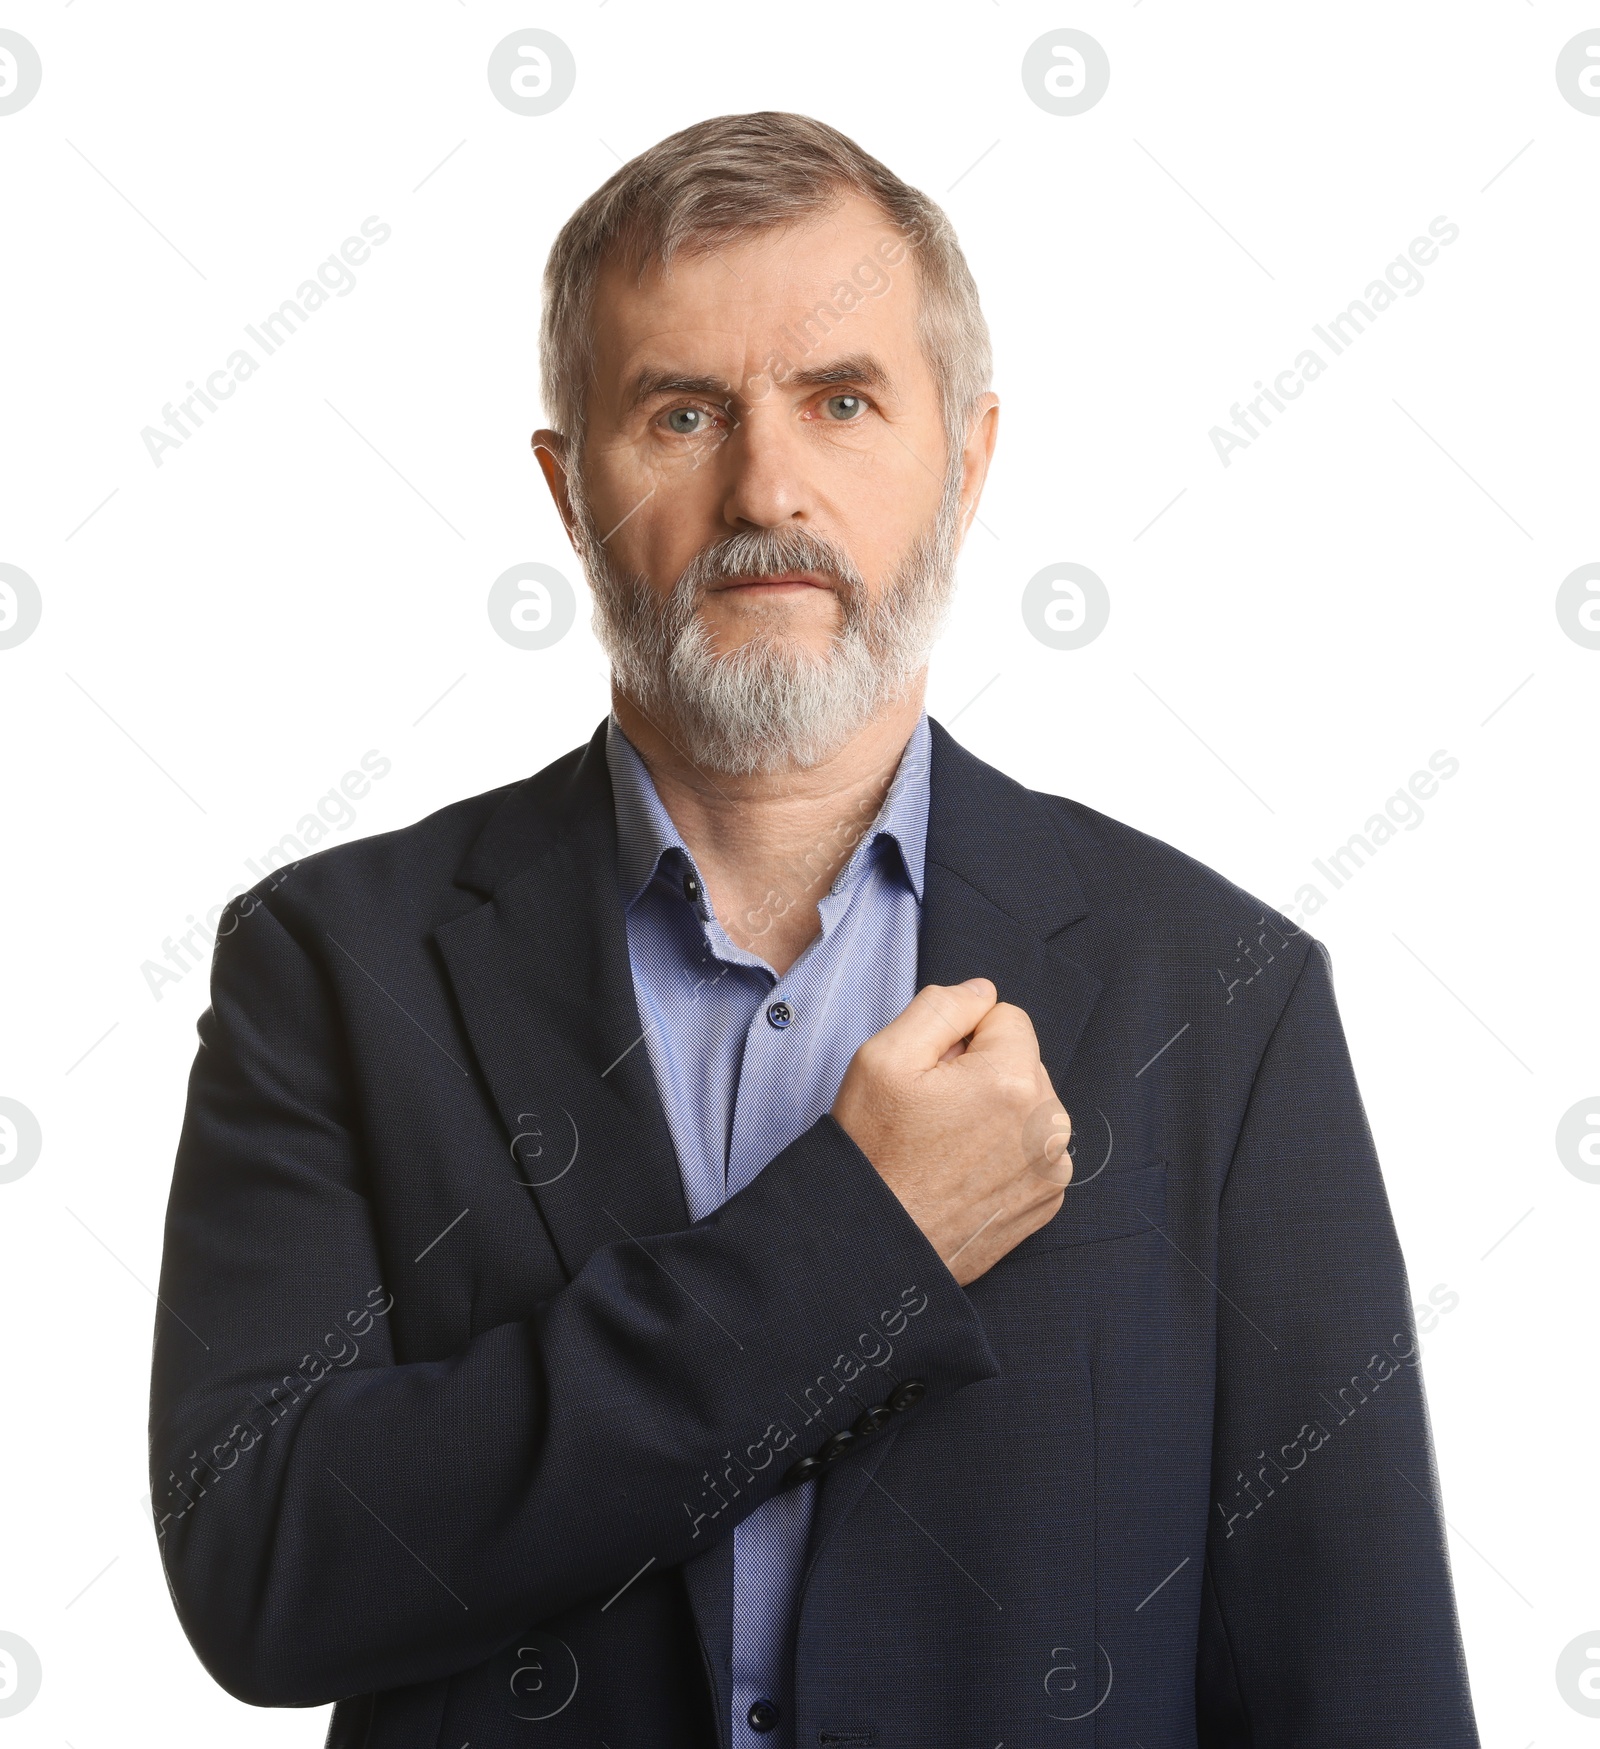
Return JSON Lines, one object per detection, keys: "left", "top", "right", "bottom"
{"left": 853, "top": 1405, "right": 894, "bottom": 1440}
{"left": 784, "top": 1455, "right": 823, "bottom": 1487}
{"left": 817, "top": 1429, "right": 854, "bottom": 1463}
{"left": 888, "top": 1378, "right": 926, "bottom": 1413}
{"left": 747, "top": 1699, "right": 781, "bottom": 1732}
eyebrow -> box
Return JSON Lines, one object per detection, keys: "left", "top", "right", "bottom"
{"left": 783, "top": 354, "right": 894, "bottom": 394}
{"left": 623, "top": 370, "right": 734, "bottom": 413}
{"left": 622, "top": 352, "right": 897, "bottom": 414}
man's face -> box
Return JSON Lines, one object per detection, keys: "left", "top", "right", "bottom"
{"left": 536, "top": 192, "right": 997, "bottom": 772}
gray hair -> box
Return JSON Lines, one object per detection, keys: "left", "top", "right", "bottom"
{"left": 585, "top": 470, "right": 965, "bottom": 775}
{"left": 538, "top": 111, "right": 992, "bottom": 462}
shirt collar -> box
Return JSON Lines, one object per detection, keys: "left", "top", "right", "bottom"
{"left": 605, "top": 712, "right": 930, "bottom": 912}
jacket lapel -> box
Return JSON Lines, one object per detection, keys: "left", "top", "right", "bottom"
{"left": 433, "top": 722, "right": 689, "bottom": 1281}
{"left": 436, "top": 725, "right": 740, "bottom": 1724}
{"left": 803, "top": 718, "right": 1106, "bottom": 1572}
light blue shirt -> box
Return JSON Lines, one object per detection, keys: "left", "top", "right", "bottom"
{"left": 605, "top": 712, "right": 931, "bottom": 1747}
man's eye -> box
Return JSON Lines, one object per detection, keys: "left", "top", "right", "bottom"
{"left": 823, "top": 394, "right": 865, "bottom": 422}
{"left": 665, "top": 407, "right": 709, "bottom": 435}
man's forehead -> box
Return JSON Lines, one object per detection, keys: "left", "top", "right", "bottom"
{"left": 590, "top": 196, "right": 921, "bottom": 377}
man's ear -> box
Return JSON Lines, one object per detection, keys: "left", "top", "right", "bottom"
{"left": 531, "top": 428, "right": 577, "bottom": 541}
{"left": 956, "top": 394, "right": 1000, "bottom": 548}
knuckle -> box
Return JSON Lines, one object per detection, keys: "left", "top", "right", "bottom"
{"left": 995, "top": 1068, "right": 1037, "bottom": 1106}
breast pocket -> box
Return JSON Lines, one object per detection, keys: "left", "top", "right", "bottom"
{"left": 970, "top": 1160, "right": 1172, "bottom": 1378}
{"left": 1011, "top": 1158, "right": 1169, "bottom": 1254}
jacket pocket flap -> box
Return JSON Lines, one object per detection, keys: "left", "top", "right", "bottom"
{"left": 1020, "top": 1159, "right": 1168, "bottom": 1251}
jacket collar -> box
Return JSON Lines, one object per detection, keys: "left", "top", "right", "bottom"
{"left": 452, "top": 715, "right": 1086, "bottom": 939}
{"left": 603, "top": 712, "right": 934, "bottom": 912}
{"left": 452, "top": 718, "right": 613, "bottom": 901}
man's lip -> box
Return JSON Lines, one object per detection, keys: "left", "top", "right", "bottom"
{"left": 707, "top": 573, "right": 831, "bottom": 592}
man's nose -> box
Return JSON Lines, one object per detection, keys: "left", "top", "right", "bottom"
{"left": 718, "top": 406, "right": 812, "bottom": 530}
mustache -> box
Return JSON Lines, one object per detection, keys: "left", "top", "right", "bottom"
{"left": 675, "top": 526, "right": 866, "bottom": 601}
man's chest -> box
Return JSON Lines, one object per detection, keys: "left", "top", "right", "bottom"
{"left": 625, "top": 871, "right": 923, "bottom": 1216}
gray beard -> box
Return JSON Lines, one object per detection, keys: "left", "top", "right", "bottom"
{"left": 568, "top": 469, "right": 964, "bottom": 776}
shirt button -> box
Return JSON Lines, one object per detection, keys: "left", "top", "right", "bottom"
{"left": 766, "top": 999, "right": 793, "bottom": 1030}
{"left": 682, "top": 871, "right": 701, "bottom": 904}
{"left": 747, "top": 1698, "right": 781, "bottom": 1733}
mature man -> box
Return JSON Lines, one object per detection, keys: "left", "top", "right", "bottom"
{"left": 151, "top": 114, "right": 1480, "bottom": 1747}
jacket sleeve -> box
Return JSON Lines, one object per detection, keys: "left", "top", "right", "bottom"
{"left": 1195, "top": 942, "right": 1480, "bottom": 1747}
{"left": 149, "top": 894, "right": 999, "bottom": 1707}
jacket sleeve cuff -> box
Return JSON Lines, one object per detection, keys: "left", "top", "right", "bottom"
{"left": 706, "top": 1111, "right": 1002, "bottom": 1417}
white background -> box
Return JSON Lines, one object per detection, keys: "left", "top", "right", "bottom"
{"left": 1, "top": 2, "right": 1596, "bottom": 1742}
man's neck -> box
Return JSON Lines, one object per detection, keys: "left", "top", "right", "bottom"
{"left": 611, "top": 684, "right": 927, "bottom": 977}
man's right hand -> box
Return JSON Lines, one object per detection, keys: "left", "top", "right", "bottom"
{"left": 831, "top": 978, "right": 1073, "bottom": 1286}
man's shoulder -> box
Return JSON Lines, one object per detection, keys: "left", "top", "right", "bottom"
{"left": 1043, "top": 786, "right": 1295, "bottom": 940}
{"left": 1019, "top": 780, "right": 1325, "bottom": 1019}
{"left": 236, "top": 728, "right": 1306, "bottom": 962}
{"left": 239, "top": 738, "right": 593, "bottom": 931}
{"left": 934, "top": 726, "right": 1305, "bottom": 952}
{"left": 986, "top": 761, "right": 1317, "bottom": 984}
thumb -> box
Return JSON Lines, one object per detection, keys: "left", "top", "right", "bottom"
{"left": 877, "top": 979, "right": 998, "bottom": 1071}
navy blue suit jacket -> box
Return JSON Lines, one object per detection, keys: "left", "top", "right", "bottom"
{"left": 150, "top": 720, "right": 1480, "bottom": 1747}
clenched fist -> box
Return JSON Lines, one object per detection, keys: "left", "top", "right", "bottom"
{"left": 832, "top": 978, "right": 1073, "bottom": 1286}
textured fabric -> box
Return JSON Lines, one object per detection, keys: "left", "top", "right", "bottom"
{"left": 604, "top": 714, "right": 930, "bottom": 1747}
{"left": 148, "top": 718, "right": 1481, "bottom": 1748}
